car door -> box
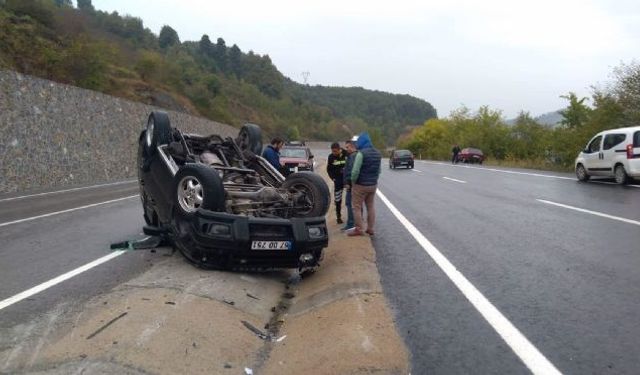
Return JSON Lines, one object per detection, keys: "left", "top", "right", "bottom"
{"left": 601, "top": 133, "right": 627, "bottom": 176}
{"left": 583, "top": 134, "right": 604, "bottom": 175}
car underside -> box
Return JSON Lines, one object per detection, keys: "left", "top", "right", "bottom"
{"left": 137, "top": 111, "right": 329, "bottom": 271}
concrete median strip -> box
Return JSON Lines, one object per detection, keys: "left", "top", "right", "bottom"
{"left": 1, "top": 166, "right": 409, "bottom": 374}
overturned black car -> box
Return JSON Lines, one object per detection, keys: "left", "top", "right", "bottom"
{"left": 137, "top": 111, "right": 329, "bottom": 270}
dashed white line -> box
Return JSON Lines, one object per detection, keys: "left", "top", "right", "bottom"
{"left": 377, "top": 190, "right": 561, "bottom": 375}
{"left": 0, "top": 180, "right": 137, "bottom": 203}
{"left": 537, "top": 199, "right": 640, "bottom": 226}
{"left": 442, "top": 176, "right": 467, "bottom": 184}
{"left": 411, "top": 169, "right": 423, "bottom": 173}
{"left": 0, "top": 195, "right": 139, "bottom": 228}
{"left": 0, "top": 251, "right": 127, "bottom": 311}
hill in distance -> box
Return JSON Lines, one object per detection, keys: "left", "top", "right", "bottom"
{"left": 0, "top": 0, "right": 437, "bottom": 146}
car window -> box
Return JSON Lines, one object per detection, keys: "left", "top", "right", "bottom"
{"left": 603, "top": 133, "right": 626, "bottom": 150}
{"left": 587, "top": 135, "right": 602, "bottom": 153}
{"left": 634, "top": 131, "right": 640, "bottom": 147}
{"left": 280, "top": 148, "right": 307, "bottom": 158}
{"left": 395, "top": 150, "right": 412, "bottom": 157}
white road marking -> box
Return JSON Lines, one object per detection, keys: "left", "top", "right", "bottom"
{"left": 420, "top": 161, "right": 574, "bottom": 180}
{"left": 590, "top": 181, "right": 640, "bottom": 188}
{"left": 0, "top": 195, "right": 139, "bottom": 228}
{"left": 0, "top": 250, "right": 127, "bottom": 311}
{"left": 442, "top": 176, "right": 467, "bottom": 184}
{"left": 537, "top": 199, "right": 640, "bottom": 226}
{"left": 0, "top": 180, "right": 137, "bottom": 203}
{"left": 412, "top": 169, "right": 423, "bottom": 173}
{"left": 377, "top": 190, "right": 562, "bottom": 375}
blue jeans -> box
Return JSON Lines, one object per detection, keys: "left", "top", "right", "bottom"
{"left": 345, "top": 188, "right": 354, "bottom": 228}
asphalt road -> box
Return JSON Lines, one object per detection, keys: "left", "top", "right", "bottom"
{"left": 373, "top": 160, "right": 640, "bottom": 374}
{"left": 0, "top": 180, "right": 167, "bottom": 335}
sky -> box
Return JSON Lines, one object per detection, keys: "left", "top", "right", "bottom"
{"left": 92, "top": 0, "right": 639, "bottom": 119}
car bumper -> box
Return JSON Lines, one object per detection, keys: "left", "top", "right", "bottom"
{"left": 628, "top": 159, "right": 640, "bottom": 177}
{"left": 173, "top": 209, "right": 328, "bottom": 269}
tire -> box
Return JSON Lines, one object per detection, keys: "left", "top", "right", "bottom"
{"left": 614, "top": 164, "right": 628, "bottom": 185}
{"left": 145, "top": 111, "right": 172, "bottom": 155}
{"left": 172, "top": 164, "right": 225, "bottom": 216}
{"left": 576, "top": 164, "right": 590, "bottom": 182}
{"left": 282, "top": 172, "right": 330, "bottom": 217}
{"left": 236, "top": 123, "right": 263, "bottom": 155}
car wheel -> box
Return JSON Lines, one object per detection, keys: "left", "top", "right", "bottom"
{"left": 614, "top": 164, "right": 628, "bottom": 185}
{"left": 282, "top": 172, "right": 330, "bottom": 217}
{"left": 172, "top": 164, "right": 225, "bottom": 217}
{"left": 145, "top": 111, "right": 172, "bottom": 155}
{"left": 389, "top": 163, "right": 392, "bottom": 169}
{"left": 575, "top": 164, "right": 590, "bottom": 182}
{"left": 236, "top": 123, "right": 263, "bottom": 155}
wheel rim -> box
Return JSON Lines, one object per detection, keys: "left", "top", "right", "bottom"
{"left": 577, "top": 165, "right": 586, "bottom": 179}
{"left": 615, "top": 166, "right": 625, "bottom": 183}
{"left": 146, "top": 117, "right": 154, "bottom": 148}
{"left": 177, "top": 176, "right": 204, "bottom": 212}
{"left": 290, "top": 183, "right": 314, "bottom": 215}
{"left": 237, "top": 129, "right": 248, "bottom": 150}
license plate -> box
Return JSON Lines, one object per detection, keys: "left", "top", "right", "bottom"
{"left": 289, "top": 167, "right": 299, "bottom": 172}
{"left": 251, "top": 241, "right": 292, "bottom": 250}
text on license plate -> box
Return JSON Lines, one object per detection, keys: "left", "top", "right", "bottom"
{"left": 251, "top": 241, "right": 292, "bottom": 250}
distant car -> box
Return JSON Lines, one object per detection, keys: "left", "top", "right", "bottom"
{"left": 389, "top": 149, "right": 414, "bottom": 169}
{"left": 457, "top": 148, "right": 484, "bottom": 164}
{"left": 280, "top": 144, "right": 314, "bottom": 176}
{"left": 137, "top": 111, "right": 329, "bottom": 270}
{"left": 575, "top": 126, "right": 640, "bottom": 184}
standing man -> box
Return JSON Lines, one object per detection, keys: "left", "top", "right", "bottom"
{"left": 452, "top": 144, "right": 461, "bottom": 164}
{"left": 262, "top": 137, "right": 285, "bottom": 171}
{"left": 327, "top": 142, "right": 347, "bottom": 224}
{"left": 342, "top": 139, "right": 357, "bottom": 230}
{"left": 348, "top": 133, "right": 381, "bottom": 236}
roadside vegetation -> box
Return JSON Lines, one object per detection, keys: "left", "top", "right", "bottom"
{"left": 0, "top": 0, "right": 437, "bottom": 147}
{"left": 398, "top": 62, "right": 640, "bottom": 171}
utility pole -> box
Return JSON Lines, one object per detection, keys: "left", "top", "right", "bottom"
{"left": 301, "top": 71, "right": 310, "bottom": 85}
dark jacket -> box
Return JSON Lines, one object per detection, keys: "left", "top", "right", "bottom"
{"left": 327, "top": 149, "right": 347, "bottom": 181}
{"left": 343, "top": 153, "right": 356, "bottom": 186}
{"left": 262, "top": 145, "right": 281, "bottom": 170}
{"left": 351, "top": 133, "right": 381, "bottom": 186}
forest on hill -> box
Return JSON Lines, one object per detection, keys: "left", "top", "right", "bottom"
{"left": 398, "top": 61, "right": 640, "bottom": 171}
{"left": 0, "top": 0, "right": 437, "bottom": 147}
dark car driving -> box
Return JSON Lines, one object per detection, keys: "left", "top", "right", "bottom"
{"left": 457, "top": 148, "right": 484, "bottom": 164}
{"left": 137, "top": 111, "right": 329, "bottom": 271}
{"left": 389, "top": 149, "right": 414, "bottom": 169}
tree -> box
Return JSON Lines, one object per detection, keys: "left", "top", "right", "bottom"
{"left": 158, "top": 25, "right": 180, "bottom": 49}
{"left": 229, "top": 44, "right": 242, "bottom": 77}
{"left": 611, "top": 61, "right": 640, "bottom": 125}
{"left": 54, "top": 0, "right": 72, "bottom": 7}
{"left": 199, "top": 34, "right": 214, "bottom": 57}
{"left": 77, "top": 0, "right": 94, "bottom": 12}
{"left": 559, "top": 92, "right": 591, "bottom": 129}
{"left": 215, "top": 37, "right": 227, "bottom": 71}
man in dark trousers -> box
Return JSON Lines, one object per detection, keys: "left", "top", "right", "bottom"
{"left": 348, "top": 133, "right": 381, "bottom": 236}
{"left": 452, "top": 144, "right": 461, "bottom": 164}
{"left": 262, "top": 137, "right": 284, "bottom": 171}
{"left": 326, "top": 142, "right": 347, "bottom": 224}
{"left": 342, "top": 139, "right": 357, "bottom": 230}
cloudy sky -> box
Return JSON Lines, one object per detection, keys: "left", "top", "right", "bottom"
{"left": 92, "top": 0, "right": 639, "bottom": 119}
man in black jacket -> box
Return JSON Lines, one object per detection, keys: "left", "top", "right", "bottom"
{"left": 326, "top": 142, "right": 347, "bottom": 224}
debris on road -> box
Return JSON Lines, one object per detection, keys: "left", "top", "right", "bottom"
{"left": 86, "top": 312, "right": 127, "bottom": 340}
{"left": 246, "top": 293, "right": 260, "bottom": 300}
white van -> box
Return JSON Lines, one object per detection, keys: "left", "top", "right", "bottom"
{"left": 575, "top": 126, "right": 640, "bottom": 184}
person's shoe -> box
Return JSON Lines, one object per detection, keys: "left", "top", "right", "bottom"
{"left": 341, "top": 224, "right": 354, "bottom": 231}
{"left": 365, "top": 229, "right": 375, "bottom": 236}
{"left": 337, "top": 217, "right": 344, "bottom": 224}
{"left": 346, "top": 228, "right": 364, "bottom": 236}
